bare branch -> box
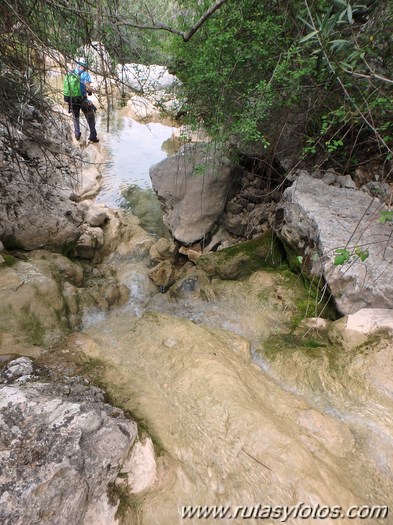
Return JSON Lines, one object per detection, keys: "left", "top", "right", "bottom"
{"left": 112, "top": 0, "right": 231, "bottom": 42}
{"left": 183, "top": 0, "right": 231, "bottom": 42}
{"left": 341, "top": 67, "right": 393, "bottom": 85}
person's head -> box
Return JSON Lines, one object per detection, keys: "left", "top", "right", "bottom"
{"left": 76, "top": 57, "right": 88, "bottom": 71}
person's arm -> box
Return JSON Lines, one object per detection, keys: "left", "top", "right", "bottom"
{"left": 81, "top": 71, "right": 95, "bottom": 95}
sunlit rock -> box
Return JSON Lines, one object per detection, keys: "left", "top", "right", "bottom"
{"left": 150, "top": 143, "right": 239, "bottom": 244}
{"left": 274, "top": 173, "right": 393, "bottom": 314}
{"left": 329, "top": 308, "right": 393, "bottom": 350}
{"left": 118, "top": 63, "right": 179, "bottom": 93}
{"left": 0, "top": 361, "right": 137, "bottom": 525}
{"left": 74, "top": 311, "right": 373, "bottom": 525}
{"left": 120, "top": 437, "right": 157, "bottom": 494}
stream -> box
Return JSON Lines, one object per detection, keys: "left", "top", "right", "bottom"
{"left": 72, "top": 105, "right": 393, "bottom": 524}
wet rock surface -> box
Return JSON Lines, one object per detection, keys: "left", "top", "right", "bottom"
{"left": 72, "top": 311, "right": 393, "bottom": 525}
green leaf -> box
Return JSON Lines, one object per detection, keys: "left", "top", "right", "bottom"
{"left": 296, "top": 255, "right": 303, "bottom": 264}
{"left": 354, "top": 246, "right": 369, "bottom": 262}
{"left": 347, "top": 3, "right": 353, "bottom": 24}
{"left": 298, "top": 16, "right": 314, "bottom": 31}
{"left": 334, "top": 254, "right": 346, "bottom": 265}
{"left": 330, "top": 39, "right": 349, "bottom": 50}
{"left": 333, "top": 248, "right": 351, "bottom": 265}
{"left": 299, "top": 30, "right": 319, "bottom": 43}
{"left": 379, "top": 210, "right": 393, "bottom": 223}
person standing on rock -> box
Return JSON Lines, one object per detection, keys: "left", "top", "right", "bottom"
{"left": 63, "top": 58, "right": 99, "bottom": 143}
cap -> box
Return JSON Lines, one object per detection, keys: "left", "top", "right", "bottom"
{"left": 76, "top": 57, "right": 88, "bottom": 68}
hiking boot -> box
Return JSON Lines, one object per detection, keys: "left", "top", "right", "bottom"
{"left": 88, "top": 137, "right": 99, "bottom": 143}
{"left": 75, "top": 134, "right": 81, "bottom": 141}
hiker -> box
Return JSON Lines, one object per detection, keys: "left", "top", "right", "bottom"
{"left": 63, "top": 58, "right": 99, "bottom": 143}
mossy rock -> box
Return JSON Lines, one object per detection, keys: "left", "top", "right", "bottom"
{"left": 0, "top": 254, "right": 18, "bottom": 267}
{"left": 196, "top": 231, "right": 285, "bottom": 280}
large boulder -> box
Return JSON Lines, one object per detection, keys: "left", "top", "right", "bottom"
{"left": 273, "top": 173, "right": 393, "bottom": 314}
{"left": 0, "top": 116, "right": 82, "bottom": 252}
{"left": 0, "top": 358, "right": 138, "bottom": 525}
{"left": 150, "top": 143, "right": 239, "bottom": 244}
{"left": 117, "top": 63, "right": 179, "bottom": 93}
{"left": 0, "top": 251, "right": 129, "bottom": 347}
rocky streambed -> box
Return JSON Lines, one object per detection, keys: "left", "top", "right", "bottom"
{"left": 1, "top": 96, "right": 393, "bottom": 525}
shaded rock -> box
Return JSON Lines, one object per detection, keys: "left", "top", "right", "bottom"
{"left": 225, "top": 201, "right": 244, "bottom": 214}
{"left": 354, "top": 161, "right": 389, "bottom": 187}
{"left": 203, "top": 226, "right": 233, "bottom": 252}
{"left": 0, "top": 119, "right": 83, "bottom": 252}
{"left": 321, "top": 169, "right": 337, "bottom": 186}
{"left": 197, "top": 231, "right": 284, "bottom": 280}
{"left": 100, "top": 208, "right": 155, "bottom": 258}
{"left": 361, "top": 181, "right": 392, "bottom": 202}
{"left": 169, "top": 269, "right": 215, "bottom": 301}
{"left": 150, "top": 143, "right": 239, "bottom": 244}
{"left": 0, "top": 357, "right": 34, "bottom": 383}
{"left": 28, "top": 250, "right": 84, "bottom": 286}
{"left": 0, "top": 259, "right": 71, "bottom": 347}
{"left": 221, "top": 213, "right": 247, "bottom": 237}
{"left": 273, "top": 174, "right": 393, "bottom": 314}
{"left": 0, "top": 251, "right": 129, "bottom": 346}
{"left": 149, "top": 237, "right": 176, "bottom": 262}
{"left": 337, "top": 174, "right": 357, "bottom": 189}
{"left": 148, "top": 260, "right": 176, "bottom": 287}
{"left": 178, "top": 245, "right": 202, "bottom": 263}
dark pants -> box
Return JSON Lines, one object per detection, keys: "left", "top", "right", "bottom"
{"left": 65, "top": 96, "right": 97, "bottom": 140}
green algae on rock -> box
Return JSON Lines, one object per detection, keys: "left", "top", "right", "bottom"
{"left": 196, "top": 231, "right": 284, "bottom": 280}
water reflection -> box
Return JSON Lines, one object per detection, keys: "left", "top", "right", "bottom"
{"left": 95, "top": 106, "right": 176, "bottom": 208}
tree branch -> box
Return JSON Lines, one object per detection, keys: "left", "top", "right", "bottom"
{"left": 112, "top": 0, "right": 231, "bottom": 42}
{"left": 183, "top": 0, "right": 231, "bottom": 42}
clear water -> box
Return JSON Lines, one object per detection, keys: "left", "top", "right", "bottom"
{"left": 94, "top": 106, "right": 177, "bottom": 208}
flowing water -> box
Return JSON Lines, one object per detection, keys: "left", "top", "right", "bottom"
{"left": 70, "top": 104, "right": 393, "bottom": 524}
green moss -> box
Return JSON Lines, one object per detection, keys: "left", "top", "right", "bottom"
{"left": 19, "top": 305, "right": 45, "bottom": 346}
{"left": 197, "top": 231, "right": 286, "bottom": 279}
{"left": 107, "top": 481, "right": 138, "bottom": 521}
{"left": 280, "top": 240, "right": 304, "bottom": 274}
{"left": 276, "top": 264, "right": 338, "bottom": 328}
{"left": 262, "top": 332, "right": 328, "bottom": 360}
{"left": 1, "top": 254, "right": 17, "bottom": 267}
{"left": 260, "top": 333, "right": 345, "bottom": 376}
